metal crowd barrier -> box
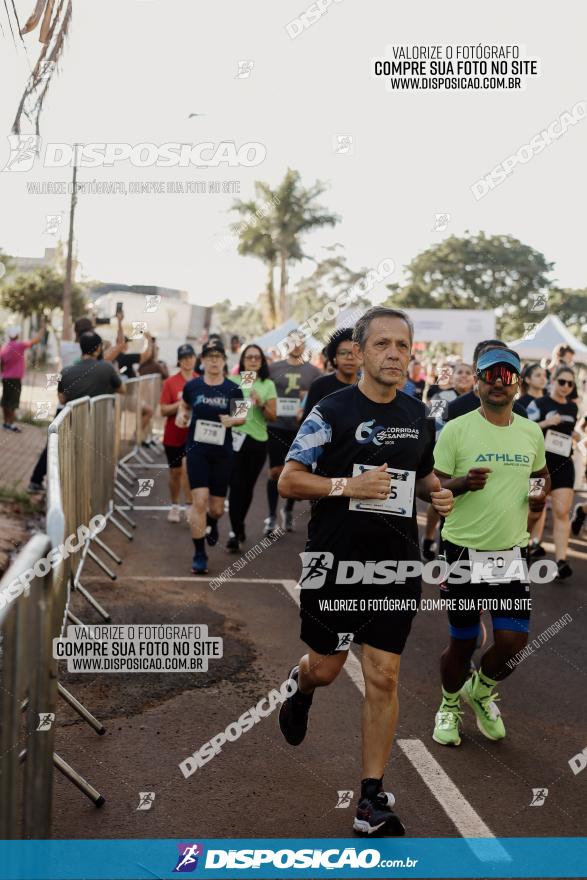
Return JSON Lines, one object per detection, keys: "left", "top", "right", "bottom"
{"left": 0, "top": 374, "right": 164, "bottom": 837}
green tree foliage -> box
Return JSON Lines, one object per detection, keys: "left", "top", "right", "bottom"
{"left": 288, "top": 246, "right": 373, "bottom": 341}
{"left": 0, "top": 266, "right": 86, "bottom": 321}
{"left": 212, "top": 298, "right": 264, "bottom": 341}
{"left": 384, "top": 232, "right": 554, "bottom": 337}
{"left": 230, "top": 169, "right": 339, "bottom": 326}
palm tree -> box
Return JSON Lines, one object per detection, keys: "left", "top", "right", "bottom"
{"left": 231, "top": 200, "right": 278, "bottom": 327}
{"left": 230, "top": 170, "right": 339, "bottom": 327}
{"left": 273, "top": 169, "right": 339, "bottom": 322}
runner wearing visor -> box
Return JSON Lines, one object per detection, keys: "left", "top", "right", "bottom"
{"left": 431, "top": 348, "right": 549, "bottom": 747}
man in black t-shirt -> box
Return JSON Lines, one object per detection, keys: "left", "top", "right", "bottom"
{"left": 446, "top": 339, "right": 528, "bottom": 422}
{"left": 277, "top": 307, "right": 454, "bottom": 837}
{"left": 301, "top": 327, "right": 359, "bottom": 420}
{"left": 58, "top": 332, "right": 124, "bottom": 402}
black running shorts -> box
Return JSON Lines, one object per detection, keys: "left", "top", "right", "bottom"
{"left": 164, "top": 443, "right": 186, "bottom": 470}
{"left": 300, "top": 582, "right": 421, "bottom": 656}
{"left": 186, "top": 448, "right": 233, "bottom": 496}
{"left": 545, "top": 453, "right": 575, "bottom": 491}
{"left": 1, "top": 378, "right": 22, "bottom": 411}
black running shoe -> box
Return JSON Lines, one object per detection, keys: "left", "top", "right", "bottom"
{"left": 528, "top": 541, "right": 546, "bottom": 558}
{"left": 226, "top": 532, "right": 240, "bottom": 553}
{"left": 353, "top": 791, "right": 405, "bottom": 836}
{"left": 422, "top": 538, "right": 437, "bottom": 561}
{"left": 278, "top": 665, "right": 312, "bottom": 746}
{"left": 205, "top": 515, "right": 219, "bottom": 546}
{"left": 556, "top": 559, "right": 573, "bottom": 580}
{"left": 571, "top": 504, "right": 586, "bottom": 537}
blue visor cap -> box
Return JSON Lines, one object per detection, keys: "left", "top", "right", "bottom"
{"left": 477, "top": 348, "right": 521, "bottom": 374}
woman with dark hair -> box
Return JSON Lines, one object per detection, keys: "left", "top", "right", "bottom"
{"left": 518, "top": 363, "right": 548, "bottom": 557}
{"left": 226, "top": 344, "right": 277, "bottom": 552}
{"left": 529, "top": 365, "right": 579, "bottom": 579}
{"left": 518, "top": 363, "right": 547, "bottom": 416}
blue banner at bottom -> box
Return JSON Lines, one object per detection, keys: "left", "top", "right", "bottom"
{"left": 0, "top": 838, "right": 585, "bottom": 879}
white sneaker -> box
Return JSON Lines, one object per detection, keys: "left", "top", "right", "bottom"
{"left": 167, "top": 505, "right": 181, "bottom": 523}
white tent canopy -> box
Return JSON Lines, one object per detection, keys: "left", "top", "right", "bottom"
{"left": 337, "top": 307, "right": 496, "bottom": 362}
{"left": 508, "top": 315, "right": 587, "bottom": 364}
{"left": 254, "top": 319, "right": 323, "bottom": 356}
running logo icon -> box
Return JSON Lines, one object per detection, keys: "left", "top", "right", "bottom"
{"left": 432, "top": 212, "right": 450, "bottom": 231}
{"left": 529, "top": 293, "right": 548, "bottom": 312}
{"left": 335, "top": 790, "right": 354, "bottom": 808}
{"left": 173, "top": 843, "right": 204, "bottom": 872}
{"left": 231, "top": 399, "right": 252, "bottom": 419}
{"left": 529, "top": 788, "right": 548, "bottom": 806}
{"left": 2, "top": 134, "right": 41, "bottom": 171}
{"left": 336, "top": 633, "right": 354, "bottom": 651}
{"left": 37, "top": 713, "right": 55, "bottom": 731}
{"left": 428, "top": 399, "right": 448, "bottom": 420}
{"left": 298, "top": 552, "right": 334, "bottom": 589}
{"left": 45, "top": 214, "right": 63, "bottom": 235}
{"left": 136, "top": 791, "right": 155, "bottom": 810}
{"left": 144, "top": 295, "right": 161, "bottom": 313}
{"left": 131, "top": 321, "right": 148, "bottom": 339}
{"left": 136, "top": 478, "right": 155, "bottom": 497}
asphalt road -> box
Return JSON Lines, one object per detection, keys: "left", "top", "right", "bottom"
{"left": 51, "top": 449, "right": 586, "bottom": 863}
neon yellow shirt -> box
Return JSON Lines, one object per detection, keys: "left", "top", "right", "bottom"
{"left": 434, "top": 410, "right": 546, "bottom": 550}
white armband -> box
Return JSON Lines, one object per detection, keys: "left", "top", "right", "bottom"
{"left": 329, "top": 477, "right": 347, "bottom": 496}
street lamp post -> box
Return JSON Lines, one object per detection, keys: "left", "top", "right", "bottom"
{"left": 62, "top": 148, "right": 79, "bottom": 341}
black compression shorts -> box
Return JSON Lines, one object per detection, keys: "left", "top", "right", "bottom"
{"left": 441, "top": 540, "right": 531, "bottom": 639}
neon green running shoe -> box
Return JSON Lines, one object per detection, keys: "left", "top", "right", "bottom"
{"left": 432, "top": 701, "right": 463, "bottom": 746}
{"left": 461, "top": 673, "right": 506, "bottom": 741}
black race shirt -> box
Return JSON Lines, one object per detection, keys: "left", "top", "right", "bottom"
{"left": 183, "top": 376, "right": 243, "bottom": 455}
{"left": 286, "top": 385, "right": 435, "bottom": 565}
{"left": 446, "top": 389, "right": 528, "bottom": 421}
{"left": 301, "top": 372, "right": 354, "bottom": 421}
{"left": 517, "top": 393, "right": 544, "bottom": 420}
{"left": 529, "top": 395, "right": 578, "bottom": 458}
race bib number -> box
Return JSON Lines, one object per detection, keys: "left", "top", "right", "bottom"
{"left": 232, "top": 430, "right": 246, "bottom": 452}
{"left": 349, "top": 464, "right": 416, "bottom": 517}
{"left": 469, "top": 548, "right": 528, "bottom": 584}
{"left": 194, "top": 419, "right": 226, "bottom": 446}
{"left": 544, "top": 429, "right": 572, "bottom": 457}
{"left": 276, "top": 397, "right": 299, "bottom": 417}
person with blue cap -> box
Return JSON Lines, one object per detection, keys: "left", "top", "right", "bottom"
{"left": 431, "top": 347, "right": 550, "bottom": 747}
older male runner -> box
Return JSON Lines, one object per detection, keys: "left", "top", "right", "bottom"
{"left": 277, "top": 307, "right": 453, "bottom": 836}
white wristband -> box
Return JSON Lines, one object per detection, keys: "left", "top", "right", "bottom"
{"left": 329, "top": 477, "right": 347, "bottom": 496}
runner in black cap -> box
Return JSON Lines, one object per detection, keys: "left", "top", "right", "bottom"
{"left": 179, "top": 341, "right": 245, "bottom": 574}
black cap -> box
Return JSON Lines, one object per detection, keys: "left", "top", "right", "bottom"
{"left": 177, "top": 343, "right": 196, "bottom": 361}
{"left": 80, "top": 331, "right": 102, "bottom": 355}
{"left": 201, "top": 340, "right": 226, "bottom": 358}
